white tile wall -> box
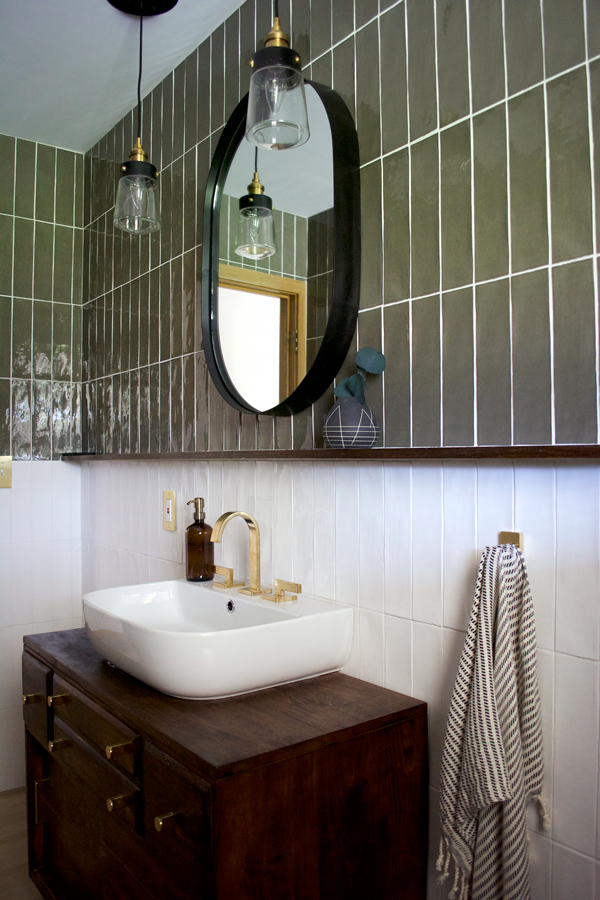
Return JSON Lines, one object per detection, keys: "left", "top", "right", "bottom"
{"left": 0, "top": 460, "right": 82, "bottom": 791}
{"left": 5, "top": 457, "right": 600, "bottom": 898}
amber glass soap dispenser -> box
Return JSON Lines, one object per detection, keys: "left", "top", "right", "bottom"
{"left": 185, "top": 498, "right": 214, "bottom": 582}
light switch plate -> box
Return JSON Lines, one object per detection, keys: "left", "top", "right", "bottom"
{"left": 163, "top": 490, "right": 176, "bottom": 531}
{"left": 0, "top": 456, "right": 12, "bottom": 489}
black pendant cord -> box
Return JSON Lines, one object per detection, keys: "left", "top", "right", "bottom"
{"left": 274, "top": 0, "right": 279, "bottom": 19}
{"left": 136, "top": 10, "right": 144, "bottom": 141}
{"left": 254, "top": 147, "right": 258, "bottom": 176}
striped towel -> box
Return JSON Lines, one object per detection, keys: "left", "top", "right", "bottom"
{"left": 438, "top": 544, "right": 548, "bottom": 900}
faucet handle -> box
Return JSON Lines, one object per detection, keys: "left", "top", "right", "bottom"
{"left": 211, "top": 565, "right": 244, "bottom": 590}
{"left": 264, "top": 579, "right": 302, "bottom": 602}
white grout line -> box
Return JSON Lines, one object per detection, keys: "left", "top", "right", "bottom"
{"left": 466, "top": 0, "right": 478, "bottom": 448}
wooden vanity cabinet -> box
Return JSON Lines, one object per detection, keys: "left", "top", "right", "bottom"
{"left": 23, "top": 629, "right": 427, "bottom": 900}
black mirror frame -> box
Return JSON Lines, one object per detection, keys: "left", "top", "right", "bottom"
{"left": 201, "top": 81, "right": 360, "bottom": 417}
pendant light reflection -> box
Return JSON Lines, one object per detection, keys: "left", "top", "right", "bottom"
{"left": 235, "top": 155, "right": 276, "bottom": 260}
{"left": 114, "top": 11, "right": 160, "bottom": 234}
{"left": 246, "top": 4, "right": 309, "bottom": 151}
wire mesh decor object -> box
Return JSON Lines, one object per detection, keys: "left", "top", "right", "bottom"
{"left": 323, "top": 397, "right": 379, "bottom": 449}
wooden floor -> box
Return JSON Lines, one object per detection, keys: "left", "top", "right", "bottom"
{"left": 0, "top": 788, "right": 43, "bottom": 900}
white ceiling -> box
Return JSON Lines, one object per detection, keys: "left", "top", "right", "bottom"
{"left": 0, "top": 0, "right": 244, "bottom": 154}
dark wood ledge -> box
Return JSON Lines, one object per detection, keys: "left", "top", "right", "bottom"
{"left": 61, "top": 445, "right": 600, "bottom": 463}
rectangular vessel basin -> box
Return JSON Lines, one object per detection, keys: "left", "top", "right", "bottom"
{"left": 83, "top": 580, "right": 353, "bottom": 699}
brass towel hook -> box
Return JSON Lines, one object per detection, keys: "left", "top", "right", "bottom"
{"left": 499, "top": 531, "right": 523, "bottom": 550}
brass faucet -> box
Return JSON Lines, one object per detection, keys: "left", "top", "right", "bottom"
{"left": 210, "top": 511, "right": 270, "bottom": 597}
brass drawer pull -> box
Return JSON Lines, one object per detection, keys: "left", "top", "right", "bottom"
{"left": 47, "top": 694, "right": 69, "bottom": 707}
{"left": 105, "top": 740, "right": 135, "bottom": 760}
{"left": 106, "top": 794, "right": 133, "bottom": 813}
{"left": 23, "top": 693, "right": 42, "bottom": 705}
{"left": 47, "top": 739, "right": 71, "bottom": 752}
{"left": 154, "top": 812, "right": 176, "bottom": 832}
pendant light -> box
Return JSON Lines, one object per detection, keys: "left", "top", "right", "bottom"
{"left": 109, "top": 0, "right": 178, "bottom": 234}
{"left": 246, "top": 1, "right": 310, "bottom": 150}
{"left": 235, "top": 149, "right": 277, "bottom": 259}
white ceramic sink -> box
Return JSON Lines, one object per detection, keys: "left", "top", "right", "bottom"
{"left": 83, "top": 580, "right": 353, "bottom": 699}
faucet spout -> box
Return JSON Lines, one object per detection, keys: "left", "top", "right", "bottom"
{"left": 210, "top": 511, "right": 264, "bottom": 596}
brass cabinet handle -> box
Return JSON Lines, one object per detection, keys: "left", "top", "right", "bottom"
{"left": 47, "top": 694, "right": 69, "bottom": 707}
{"left": 106, "top": 794, "right": 134, "bottom": 813}
{"left": 154, "top": 812, "right": 176, "bottom": 832}
{"left": 47, "top": 739, "right": 71, "bottom": 752}
{"left": 23, "top": 693, "right": 42, "bottom": 705}
{"left": 105, "top": 740, "right": 135, "bottom": 760}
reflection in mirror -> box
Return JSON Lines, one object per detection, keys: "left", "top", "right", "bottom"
{"left": 202, "top": 80, "right": 360, "bottom": 417}
{"left": 218, "top": 85, "right": 334, "bottom": 412}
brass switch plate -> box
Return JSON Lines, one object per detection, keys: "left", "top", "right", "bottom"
{"left": 163, "top": 490, "right": 176, "bottom": 531}
{"left": 0, "top": 456, "right": 12, "bottom": 489}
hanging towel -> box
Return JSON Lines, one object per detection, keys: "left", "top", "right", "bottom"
{"left": 438, "top": 544, "right": 547, "bottom": 900}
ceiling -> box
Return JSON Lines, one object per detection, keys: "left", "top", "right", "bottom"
{"left": 0, "top": 0, "right": 243, "bottom": 154}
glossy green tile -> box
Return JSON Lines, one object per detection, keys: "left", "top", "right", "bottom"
{"left": 476, "top": 258, "right": 512, "bottom": 448}
{"left": 473, "top": 105, "right": 508, "bottom": 281}
{"left": 381, "top": 4, "right": 407, "bottom": 155}
{"left": 211, "top": 24, "right": 225, "bottom": 134}
{"left": 184, "top": 50, "right": 199, "bottom": 153}
{"left": 195, "top": 351, "right": 210, "bottom": 451}
{"left": 469, "top": 0, "right": 505, "bottom": 112}
{"left": 129, "top": 278, "right": 140, "bottom": 370}
{"left": 198, "top": 39, "right": 211, "bottom": 144}
{"left": 13, "top": 217, "right": 34, "bottom": 298}
{"left": 162, "top": 73, "right": 174, "bottom": 169}
{"left": 13, "top": 297, "right": 32, "bottom": 377}
{"left": 332, "top": 0, "right": 353, "bottom": 44}
{"left": 504, "top": 0, "right": 543, "bottom": 95}
{"left": 0, "top": 135, "right": 15, "bottom": 215}
{"left": 553, "top": 260, "right": 597, "bottom": 443}
{"left": 53, "top": 225, "right": 74, "bottom": 302}
{"left": 240, "top": 412, "right": 257, "bottom": 451}
{"left": 182, "top": 352, "right": 195, "bottom": 451}
{"left": 173, "top": 61, "right": 185, "bottom": 163}
{"left": 34, "top": 221, "right": 54, "bottom": 301}
{"left": 12, "top": 379, "right": 31, "bottom": 459}
{"left": 333, "top": 37, "right": 356, "bottom": 124}
{"left": 543, "top": 0, "right": 585, "bottom": 79}
{"left": 511, "top": 269, "right": 551, "bottom": 445}
{"left": 112, "top": 288, "right": 122, "bottom": 375}
{"left": 55, "top": 150, "right": 75, "bottom": 227}
{"left": 311, "top": 0, "right": 331, "bottom": 61}
{"left": 548, "top": 69, "right": 593, "bottom": 263}
{"left": 412, "top": 294, "right": 441, "bottom": 447}
{"left": 120, "top": 372, "right": 130, "bottom": 454}
{"left": 292, "top": 408, "right": 313, "bottom": 450}
{"left": 591, "top": 61, "right": 600, "bottom": 245}
{"left": 121, "top": 284, "right": 130, "bottom": 373}
{"left": 509, "top": 87, "right": 548, "bottom": 273}
{"left": 382, "top": 303, "right": 410, "bottom": 447}
{"left": 291, "top": 0, "right": 310, "bottom": 66}
{"left": 311, "top": 51, "right": 332, "bottom": 88}
{"left": 52, "top": 382, "right": 72, "bottom": 459}
{"left": 358, "top": 307, "right": 383, "bottom": 445}
{"left": 104, "top": 293, "right": 113, "bottom": 376}
{"left": 151, "top": 83, "right": 163, "bottom": 174}
{"left": 32, "top": 300, "right": 52, "bottom": 379}
{"left": 0, "top": 379, "right": 10, "bottom": 455}
{"left": 407, "top": 0, "right": 437, "bottom": 140}
{"left": 0, "top": 296, "right": 10, "bottom": 379}
{"left": 411, "top": 135, "right": 439, "bottom": 298}
{"left": 75, "top": 154, "right": 84, "bottom": 229}
{"left": 441, "top": 121, "right": 472, "bottom": 290}
{"left": 171, "top": 156, "right": 184, "bottom": 260}
{"left": 171, "top": 256, "right": 183, "bottom": 360}
{"left": 383, "top": 148, "right": 410, "bottom": 304}
{"left": 160, "top": 166, "right": 172, "bottom": 265}
{"left": 588, "top": 0, "right": 600, "bottom": 57}
{"left": 72, "top": 304, "right": 82, "bottom": 382}
{"left": 15, "top": 139, "right": 36, "bottom": 219}
{"left": 73, "top": 228, "right": 83, "bottom": 305}
{"left": 170, "top": 357, "right": 183, "bottom": 452}
{"left": 442, "top": 287, "right": 474, "bottom": 446}
{"left": 71, "top": 382, "right": 82, "bottom": 453}
{"left": 109, "top": 375, "right": 121, "bottom": 453}
{"left": 182, "top": 250, "right": 195, "bottom": 356}
{"left": 157, "top": 360, "right": 168, "bottom": 450}
{"left": 32, "top": 380, "right": 52, "bottom": 460}
{"left": 139, "top": 365, "right": 150, "bottom": 452}
{"left": 356, "top": 20, "right": 380, "bottom": 165}
{"left": 357, "top": 0, "right": 377, "bottom": 28}
{"left": 437, "top": 0, "right": 469, "bottom": 126}
{"left": 0, "top": 216, "right": 13, "bottom": 296}
{"left": 160, "top": 263, "right": 170, "bottom": 362}
{"left": 223, "top": 392, "right": 240, "bottom": 451}
{"left": 129, "top": 369, "right": 139, "bottom": 454}
{"left": 224, "top": 13, "right": 241, "bottom": 123}
{"left": 257, "top": 413, "right": 274, "bottom": 450}
{"left": 359, "top": 160, "right": 382, "bottom": 309}
{"left": 183, "top": 147, "right": 197, "bottom": 254}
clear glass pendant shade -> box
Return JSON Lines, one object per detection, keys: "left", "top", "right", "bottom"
{"left": 114, "top": 172, "right": 160, "bottom": 234}
{"left": 246, "top": 64, "right": 309, "bottom": 150}
{"left": 235, "top": 207, "right": 277, "bottom": 259}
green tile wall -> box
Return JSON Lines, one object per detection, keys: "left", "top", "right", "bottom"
{"left": 81, "top": 0, "right": 600, "bottom": 452}
{"left": 0, "top": 135, "right": 84, "bottom": 459}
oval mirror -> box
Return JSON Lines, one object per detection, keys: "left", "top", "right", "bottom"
{"left": 201, "top": 82, "right": 360, "bottom": 416}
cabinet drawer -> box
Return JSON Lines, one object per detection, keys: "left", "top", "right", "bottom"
{"left": 22, "top": 652, "right": 52, "bottom": 746}
{"left": 49, "top": 720, "right": 140, "bottom": 833}
{"left": 50, "top": 673, "right": 139, "bottom": 779}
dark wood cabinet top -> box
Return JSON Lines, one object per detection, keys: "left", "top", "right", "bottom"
{"left": 24, "top": 629, "right": 426, "bottom": 782}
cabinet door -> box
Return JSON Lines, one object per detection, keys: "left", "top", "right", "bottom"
{"left": 22, "top": 652, "right": 52, "bottom": 747}
{"left": 142, "top": 743, "right": 213, "bottom": 900}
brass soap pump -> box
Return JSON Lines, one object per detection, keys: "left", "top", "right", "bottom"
{"left": 185, "top": 498, "right": 214, "bottom": 582}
